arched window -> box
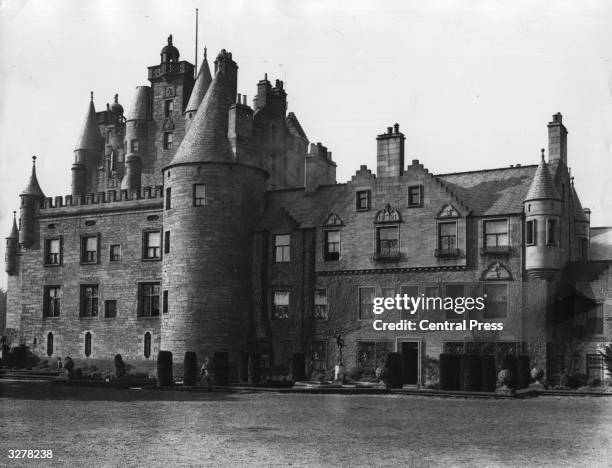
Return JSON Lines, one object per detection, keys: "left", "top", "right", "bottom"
{"left": 84, "top": 332, "right": 92, "bottom": 357}
{"left": 46, "top": 332, "right": 53, "bottom": 357}
{"left": 144, "top": 332, "right": 151, "bottom": 358}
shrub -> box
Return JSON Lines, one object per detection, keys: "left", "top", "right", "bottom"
{"left": 291, "top": 352, "right": 306, "bottom": 381}
{"left": 501, "top": 355, "right": 518, "bottom": 389}
{"left": 114, "top": 354, "right": 126, "bottom": 379}
{"left": 516, "top": 355, "right": 531, "bottom": 389}
{"left": 183, "top": 352, "right": 198, "bottom": 386}
{"left": 460, "top": 354, "right": 482, "bottom": 392}
{"left": 345, "top": 367, "right": 364, "bottom": 382}
{"left": 383, "top": 352, "right": 403, "bottom": 389}
{"left": 439, "top": 354, "right": 461, "bottom": 390}
{"left": 157, "top": 351, "right": 173, "bottom": 386}
{"left": 213, "top": 351, "right": 229, "bottom": 386}
{"left": 480, "top": 355, "right": 497, "bottom": 392}
{"left": 568, "top": 373, "right": 588, "bottom": 389}
{"left": 7, "top": 344, "right": 40, "bottom": 369}
{"left": 587, "top": 378, "right": 602, "bottom": 388}
{"left": 248, "top": 353, "right": 261, "bottom": 384}
{"left": 63, "top": 356, "right": 74, "bottom": 373}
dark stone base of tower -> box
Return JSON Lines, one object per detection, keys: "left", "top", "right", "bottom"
{"left": 3, "top": 36, "right": 610, "bottom": 386}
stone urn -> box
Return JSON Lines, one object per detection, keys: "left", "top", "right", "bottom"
{"left": 497, "top": 369, "right": 513, "bottom": 394}
{"left": 529, "top": 367, "right": 545, "bottom": 390}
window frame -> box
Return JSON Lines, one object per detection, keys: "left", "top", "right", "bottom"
{"left": 323, "top": 229, "right": 340, "bottom": 261}
{"left": 164, "top": 231, "right": 170, "bottom": 254}
{"left": 407, "top": 184, "right": 423, "bottom": 207}
{"left": 43, "top": 285, "right": 61, "bottom": 318}
{"left": 272, "top": 289, "right": 290, "bottom": 320}
{"left": 274, "top": 234, "right": 291, "bottom": 263}
{"left": 165, "top": 187, "right": 171, "bottom": 210}
{"left": 436, "top": 221, "right": 458, "bottom": 257}
{"left": 482, "top": 282, "right": 508, "bottom": 319}
{"left": 164, "top": 99, "right": 174, "bottom": 118}
{"left": 355, "top": 190, "right": 371, "bottom": 211}
{"left": 162, "top": 290, "right": 169, "bottom": 314}
{"left": 163, "top": 131, "right": 173, "bottom": 150}
{"left": 84, "top": 332, "right": 92, "bottom": 357}
{"left": 525, "top": 220, "right": 536, "bottom": 246}
{"left": 193, "top": 184, "right": 206, "bottom": 206}
{"left": 80, "top": 284, "right": 99, "bottom": 318}
{"left": 104, "top": 299, "right": 117, "bottom": 318}
{"left": 44, "top": 237, "right": 62, "bottom": 266}
{"left": 138, "top": 282, "right": 161, "bottom": 318}
{"left": 375, "top": 225, "right": 400, "bottom": 260}
{"left": 80, "top": 234, "right": 100, "bottom": 264}
{"left": 483, "top": 219, "right": 509, "bottom": 249}
{"left": 144, "top": 332, "right": 152, "bottom": 358}
{"left": 313, "top": 288, "right": 328, "bottom": 320}
{"left": 358, "top": 286, "right": 376, "bottom": 320}
{"left": 130, "top": 139, "right": 139, "bottom": 153}
{"left": 109, "top": 244, "right": 121, "bottom": 262}
{"left": 142, "top": 230, "right": 162, "bottom": 261}
{"left": 546, "top": 218, "right": 558, "bottom": 246}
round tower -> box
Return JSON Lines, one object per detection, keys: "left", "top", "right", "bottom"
{"left": 123, "top": 86, "right": 152, "bottom": 192}
{"left": 72, "top": 92, "right": 104, "bottom": 196}
{"left": 19, "top": 156, "right": 45, "bottom": 248}
{"left": 5, "top": 211, "right": 19, "bottom": 274}
{"left": 161, "top": 50, "right": 266, "bottom": 365}
{"left": 524, "top": 150, "right": 562, "bottom": 279}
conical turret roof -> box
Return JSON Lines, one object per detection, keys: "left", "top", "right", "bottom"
{"left": 185, "top": 48, "right": 212, "bottom": 113}
{"left": 524, "top": 153, "right": 561, "bottom": 201}
{"left": 571, "top": 181, "right": 589, "bottom": 222}
{"left": 7, "top": 212, "right": 18, "bottom": 239}
{"left": 74, "top": 93, "right": 103, "bottom": 151}
{"left": 20, "top": 156, "right": 45, "bottom": 198}
{"left": 168, "top": 69, "right": 233, "bottom": 167}
{"left": 126, "top": 86, "right": 152, "bottom": 121}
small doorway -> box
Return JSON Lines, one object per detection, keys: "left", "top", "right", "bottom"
{"left": 400, "top": 341, "right": 419, "bottom": 386}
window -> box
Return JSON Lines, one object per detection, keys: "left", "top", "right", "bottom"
{"left": 80, "top": 285, "right": 99, "bottom": 317}
{"left": 165, "top": 187, "right": 171, "bottom": 210}
{"left": 274, "top": 234, "right": 291, "bottom": 262}
{"left": 437, "top": 222, "right": 457, "bottom": 256}
{"left": 164, "top": 231, "right": 170, "bottom": 254}
{"left": 356, "top": 190, "right": 370, "bottom": 211}
{"left": 484, "top": 220, "right": 508, "bottom": 248}
{"left": 139, "top": 283, "right": 160, "bottom": 317}
{"left": 546, "top": 219, "right": 558, "bottom": 245}
{"left": 110, "top": 244, "right": 121, "bottom": 262}
{"left": 324, "top": 230, "right": 340, "bottom": 261}
{"left": 314, "top": 289, "right": 328, "bottom": 319}
{"left": 358, "top": 286, "right": 376, "bottom": 320}
{"left": 43, "top": 286, "right": 61, "bottom": 318}
{"left": 143, "top": 231, "right": 161, "bottom": 260}
{"left": 193, "top": 184, "right": 206, "bottom": 206}
{"left": 586, "top": 304, "right": 603, "bottom": 335}
{"left": 312, "top": 340, "right": 327, "bottom": 371}
{"left": 163, "top": 290, "right": 169, "bottom": 314}
{"left": 144, "top": 332, "right": 152, "bottom": 358}
{"left": 526, "top": 220, "right": 536, "bottom": 246}
{"left": 130, "top": 139, "right": 139, "bottom": 153}
{"left": 104, "top": 300, "right": 117, "bottom": 318}
{"left": 483, "top": 283, "right": 508, "bottom": 319}
{"left": 46, "top": 332, "right": 53, "bottom": 357}
{"left": 81, "top": 235, "right": 98, "bottom": 263}
{"left": 163, "top": 132, "right": 173, "bottom": 150}
{"left": 444, "top": 284, "right": 465, "bottom": 319}
{"left": 164, "top": 100, "right": 174, "bottom": 117}
{"left": 376, "top": 226, "right": 399, "bottom": 259}
{"left": 84, "top": 332, "right": 92, "bottom": 357}
{"left": 408, "top": 185, "right": 422, "bottom": 207}
{"left": 272, "top": 290, "right": 290, "bottom": 319}
{"left": 400, "top": 285, "right": 419, "bottom": 320}
{"left": 45, "top": 238, "right": 61, "bottom": 265}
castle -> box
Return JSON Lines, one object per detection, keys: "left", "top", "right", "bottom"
{"left": 4, "top": 35, "right": 610, "bottom": 384}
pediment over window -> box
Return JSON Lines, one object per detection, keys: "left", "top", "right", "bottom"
{"left": 162, "top": 119, "right": 175, "bottom": 131}
{"left": 323, "top": 212, "right": 344, "bottom": 227}
{"left": 374, "top": 204, "right": 402, "bottom": 224}
{"left": 437, "top": 204, "right": 460, "bottom": 219}
{"left": 482, "top": 262, "right": 512, "bottom": 280}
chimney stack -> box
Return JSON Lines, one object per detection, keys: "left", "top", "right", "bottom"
{"left": 377, "top": 123, "right": 405, "bottom": 178}
{"left": 547, "top": 112, "right": 567, "bottom": 165}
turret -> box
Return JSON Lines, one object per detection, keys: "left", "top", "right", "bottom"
{"left": 524, "top": 150, "right": 562, "bottom": 279}
{"left": 123, "top": 86, "right": 152, "bottom": 192}
{"left": 71, "top": 92, "right": 103, "bottom": 196}
{"left": 5, "top": 211, "right": 19, "bottom": 274}
{"left": 19, "top": 156, "right": 45, "bottom": 248}
{"left": 185, "top": 46, "right": 212, "bottom": 129}
{"left": 161, "top": 50, "right": 266, "bottom": 367}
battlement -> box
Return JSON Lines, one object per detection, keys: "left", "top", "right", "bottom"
{"left": 40, "top": 185, "right": 164, "bottom": 210}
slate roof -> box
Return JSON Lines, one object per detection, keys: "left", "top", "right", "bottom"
{"left": 169, "top": 70, "right": 233, "bottom": 166}
{"left": 74, "top": 97, "right": 103, "bottom": 151}
{"left": 185, "top": 55, "right": 212, "bottom": 113}
{"left": 20, "top": 157, "right": 45, "bottom": 198}
{"left": 523, "top": 157, "right": 561, "bottom": 201}
{"left": 6, "top": 213, "right": 18, "bottom": 238}
{"left": 571, "top": 183, "right": 589, "bottom": 222}
{"left": 438, "top": 165, "right": 537, "bottom": 216}
{"left": 126, "top": 86, "right": 152, "bottom": 121}
{"left": 286, "top": 112, "right": 308, "bottom": 142}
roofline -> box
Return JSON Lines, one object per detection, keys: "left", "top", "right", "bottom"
{"left": 162, "top": 160, "right": 269, "bottom": 178}
{"left": 437, "top": 164, "right": 538, "bottom": 178}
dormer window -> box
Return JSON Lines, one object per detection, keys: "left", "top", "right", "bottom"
{"left": 376, "top": 226, "right": 399, "bottom": 259}
{"left": 435, "top": 221, "right": 459, "bottom": 257}
{"left": 356, "top": 190, "right": 370, "bottom": 211}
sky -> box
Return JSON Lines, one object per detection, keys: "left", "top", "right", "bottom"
{"left": 1, "top": 0, "right": 612, "bottom": 288}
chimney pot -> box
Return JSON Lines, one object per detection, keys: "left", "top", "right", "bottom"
{"left": 393, "top": 123, "right": 400, "bottom": 133}
{"left": 387, "top": 127, "right": 393, "bottom": 135}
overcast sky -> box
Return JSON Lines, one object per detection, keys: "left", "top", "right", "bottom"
{"left": 2, "top": 0, "right": 612, "bottom": 288}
